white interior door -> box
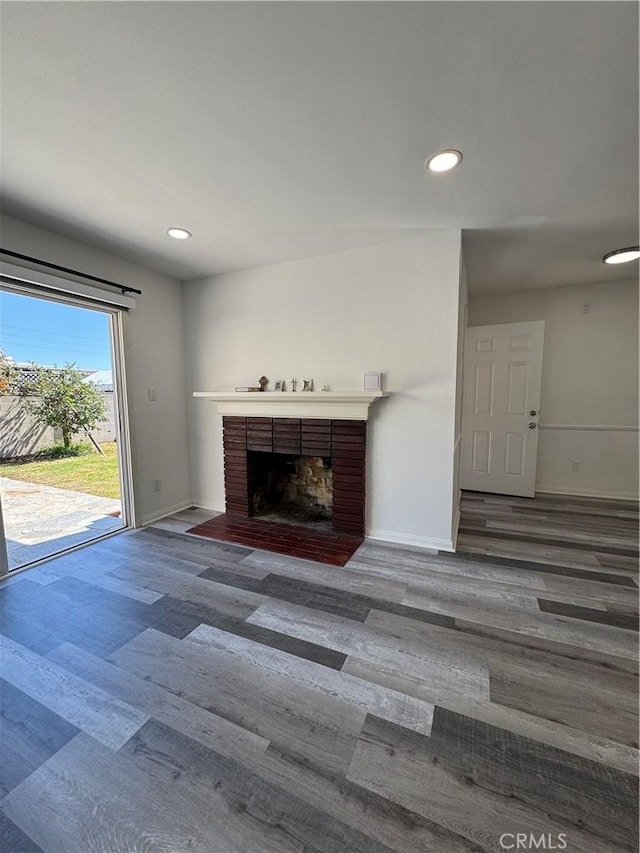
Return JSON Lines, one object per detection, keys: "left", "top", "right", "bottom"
{"left": 460, "top": 321, "right": 545, "bottom": 498}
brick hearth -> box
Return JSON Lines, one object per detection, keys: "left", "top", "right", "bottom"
{"left": 185, "top": 514, "right": 363, "bottom": 566}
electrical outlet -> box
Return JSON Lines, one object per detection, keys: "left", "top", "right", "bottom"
{"left": 148, "top": 387, "right": 158, "bottom": 402}
{"left": 153, "top": 479, "right": 161, "bottom": 492}
{"left": 581, "top": 302, "right": 592, "bottom": 314}
{"left": 571, "top": 460, "right": 581, "bottom": 472}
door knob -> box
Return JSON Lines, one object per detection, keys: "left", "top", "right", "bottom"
{"left": 528, "top": 422, "right": 537, "bottom": 429}
{"left": 529, "top": 410, "right": 537, "bottom": 416}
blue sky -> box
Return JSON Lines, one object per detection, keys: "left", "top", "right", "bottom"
{"left": 0, "top": 291, "right": 112, "bottom": 370}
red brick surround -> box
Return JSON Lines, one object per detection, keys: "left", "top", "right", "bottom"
{"left": 222, "top": 416, "right": 366, "bottom": 537}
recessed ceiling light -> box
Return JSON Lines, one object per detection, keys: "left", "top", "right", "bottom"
{"left": 167, "top": 227, "right": 192, "bottom": 240}
{"left": 602, "top": 246, "right": 640, "bottom": 265}
{"left": 425, "top": 149, "right": 463, "bottom": 174}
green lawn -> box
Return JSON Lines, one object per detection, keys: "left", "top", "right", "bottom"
{"left": 0, "top": 443, "right": 121, "bottom": 499}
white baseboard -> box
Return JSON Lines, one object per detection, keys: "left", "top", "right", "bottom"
{"left": 366, "top": 528, "right": 453, "bottom": 553}
{"left": 139, "top": 500, "right": 195, "bottom": 527}
{"left": 536, "top": 487, "right": 639, "bottom": 502}
{"left": 191, "top": 499, "right": 225, "bottom": 513}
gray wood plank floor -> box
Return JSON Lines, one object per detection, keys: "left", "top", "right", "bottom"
{"left": 1, "top": 491, "right": 638, "bottom": 852}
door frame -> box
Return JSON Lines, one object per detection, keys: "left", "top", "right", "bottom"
{"left": 0, "top": 497, "right": 8, "bottom": 576}
{"left": 108, "top": 307, "right": 136, "bottom": 531}
{"left": 0, "top": 285, "right": 135, "bottom": 573}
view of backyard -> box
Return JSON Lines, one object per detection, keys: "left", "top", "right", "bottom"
{"left": 0, "top": 442, "right": 120, "bottom": 499}
{"left": 1, "top": 290, "right": 125, "bottom": 570}
{"left": 0, "top": 440, "right": 123, "bottom": 569}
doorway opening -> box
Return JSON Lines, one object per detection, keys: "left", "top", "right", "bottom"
{"left": 0, "top": 288, "right": 133, "bottom": 571}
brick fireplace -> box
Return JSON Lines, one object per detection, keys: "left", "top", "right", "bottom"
{"left": 189, "top": 389, "right": 386, "bottom": 563}
{"left": 222, "top": 416, "right": 366, "bottom": 537}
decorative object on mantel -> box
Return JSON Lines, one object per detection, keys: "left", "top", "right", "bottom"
{"left": 281, "top": 380, "right": 286, "bottom": 391}
{"left": 274, "top": 381, "right": 282, "bottom": 391}
{"left": 363, "top": 372, "right": 383, "bottom": 392}
{"left": 291, "top": 378, "right": 297, "bottom": 392}
{"left": 302, "top": 379, "right": 314, "bottom": 392}
{"left": 235, "top": 386, "right": 261, "bottom": 392}
{"left": 258, "top": 376, "right": 269, "bottom": 392}
{"left": 321, "top": 384, "right": 330, "bottom": 391}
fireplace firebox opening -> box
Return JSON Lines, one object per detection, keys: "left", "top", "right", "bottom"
{"left": 249, "top": 452, "right": 333, "bottom": 530}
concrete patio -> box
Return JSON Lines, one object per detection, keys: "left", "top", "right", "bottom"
{"left": 1, "top": 477, "right": 123, "bottom": 570}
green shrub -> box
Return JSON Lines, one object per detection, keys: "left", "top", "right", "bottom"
{"left": 32, "top": 442, "right": 93, "bottom": 460}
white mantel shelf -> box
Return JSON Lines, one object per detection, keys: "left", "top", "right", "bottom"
{"left": 193, "top": 391, "right": 389, "bottom": 420}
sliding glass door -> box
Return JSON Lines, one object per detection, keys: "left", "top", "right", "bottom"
{"left": 0, "top": 287, "right": 133, "bottom": 572}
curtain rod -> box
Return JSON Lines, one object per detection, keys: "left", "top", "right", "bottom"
{"left": 0, "top": 248, "right": 143, "bottom": 295}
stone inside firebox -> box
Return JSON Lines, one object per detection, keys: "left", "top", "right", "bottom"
{"left": 250, "top": 452, "right": 333, "bottom": 531}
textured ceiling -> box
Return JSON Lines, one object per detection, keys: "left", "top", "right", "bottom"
{"left": 1, "top": 2, "right": 638, "bottom": 292}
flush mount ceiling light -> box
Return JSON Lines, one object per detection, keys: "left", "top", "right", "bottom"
{"left": 424, "top": 148, "right": 463, "bottom": 174}
{"left": 602, "top": 246, "right": 640, "bottom": 264}
{"left": 167, "top": 227, "right": 192, "bottom": 240}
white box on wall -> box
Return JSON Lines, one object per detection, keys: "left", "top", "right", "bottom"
{"left": 363, "top": 372, "right": 383, "bottom": 391}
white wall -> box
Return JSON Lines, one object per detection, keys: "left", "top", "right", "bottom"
{"left": 184, "top": 231, "right": 463, "bottom": 550}
{"left": 469, "top": 279, "right": 639, "bottom": 499}
{"left": 0, "top": 214, "right": 192, "bottom": 523}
